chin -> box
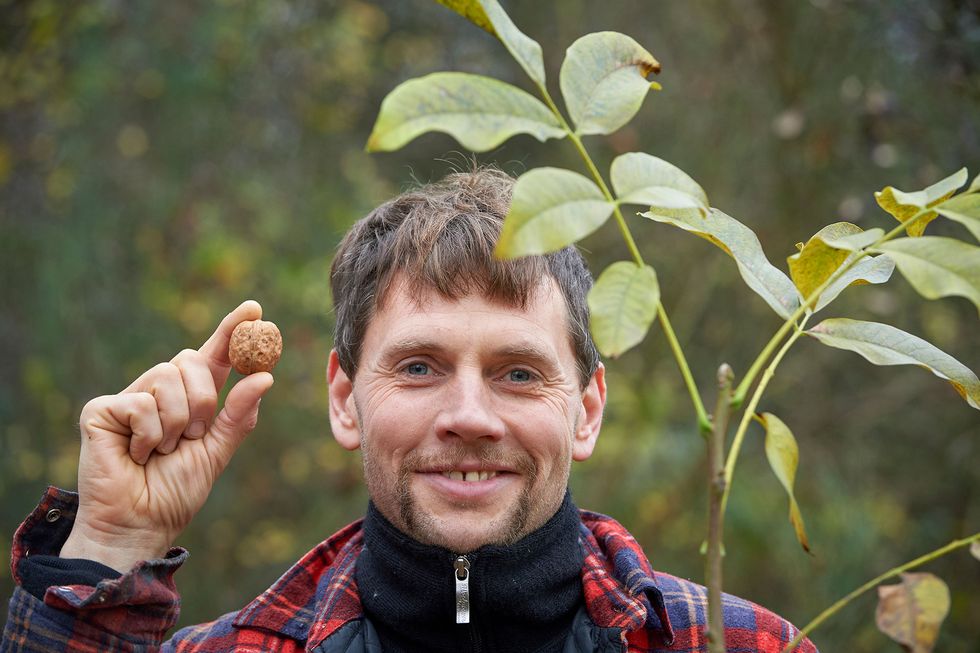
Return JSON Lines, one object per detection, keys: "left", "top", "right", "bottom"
{"left": 407, "top": 509, "right": 528, "bottom": 552}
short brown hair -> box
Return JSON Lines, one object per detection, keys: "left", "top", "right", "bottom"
{"left": 330, "top": 167, "right": 599, "bottom": 387}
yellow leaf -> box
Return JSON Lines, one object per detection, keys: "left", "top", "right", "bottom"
{"left": 434, "top": 0, "right": 495, "bottom": 35}
{"left": 787, "top": 222, "right": 861, "bottom": 302}
{"left": 874, "top": 168, "right": 968, "bottom": 237}
{"left": 875, "top": 572, "right": 950, "bottom": 653}
{"left": 756, "top": 412, "right": 811, "bottom": 553}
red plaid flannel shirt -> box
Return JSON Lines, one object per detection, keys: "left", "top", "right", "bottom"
{"left": 3, "top": 487, "right": 818, "bottom": 652}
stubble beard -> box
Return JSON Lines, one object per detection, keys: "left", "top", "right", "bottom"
{"left": 363, "top": 440, "right": 542, "bottom": 551}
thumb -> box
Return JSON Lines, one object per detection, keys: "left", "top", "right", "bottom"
{"left": 205, "top": 372, "right": 274, "bottom": 475}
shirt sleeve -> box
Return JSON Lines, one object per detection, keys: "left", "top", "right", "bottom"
{"left": 2, "top": 486, "right": 189, "bottom": 652}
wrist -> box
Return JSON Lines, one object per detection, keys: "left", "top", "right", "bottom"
{"left": 60, "top": 523, "right": 171, "bottom": 574}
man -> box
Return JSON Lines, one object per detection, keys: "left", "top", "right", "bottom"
{"left": 3, "top": 169, "right": 817, "bottom": 652}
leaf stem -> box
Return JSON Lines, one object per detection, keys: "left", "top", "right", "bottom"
{"left": 720, "top": 313, "right": 810, "bottom": 518}
{"left": 731, "top": 208, "right": 927, "bottom": 408}
{"left": 659, "top": 305, "right": 713, "bottom": 435}
{"left": 537, "top": 84, "right": 711, "bottom": 433}
{"left": 781, "top": 532, "right": 980, "bottom": 652}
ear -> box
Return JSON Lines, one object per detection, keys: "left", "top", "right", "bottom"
{"left": 327, "top": 349, "right": 361, "bottom": 451}
{"left": 572, "top": 363, "right": 606, "bottom": 462}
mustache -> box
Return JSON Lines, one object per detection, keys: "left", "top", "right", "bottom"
{"left": 401, "top": 443, "right": 537, "bottom": 476}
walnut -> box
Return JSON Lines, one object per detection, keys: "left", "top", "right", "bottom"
{"left": 229, "top": 320, "right": 282, "bottom": 374}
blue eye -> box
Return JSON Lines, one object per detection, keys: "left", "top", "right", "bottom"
{"left": 508, "top": 369, "right": 533, "bottom": 383}
{"left": 406, "top": 363, "right": 429, "bottom": 376}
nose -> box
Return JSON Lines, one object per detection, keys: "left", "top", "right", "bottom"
{"left": 433, "top": 369, "right": 506, "bottom": 442}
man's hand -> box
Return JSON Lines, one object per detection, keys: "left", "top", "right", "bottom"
{"left": 59, "top": 300, "right": 275, "bottom": 572}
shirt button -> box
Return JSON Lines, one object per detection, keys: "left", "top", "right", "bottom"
{"left": 45, "top": 508, "right": 62, "bottom": 523}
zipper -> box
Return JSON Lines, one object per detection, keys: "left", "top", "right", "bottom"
{"left": 454, "top": 555, "right": 470, "bottom": 624}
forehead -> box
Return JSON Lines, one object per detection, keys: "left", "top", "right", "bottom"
{"left": 364, "top": 276, "right": 574, "bottom": 360}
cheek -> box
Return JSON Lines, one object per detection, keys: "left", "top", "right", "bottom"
{"left": 513, "top": 412, "right": 576, "bottom": 473}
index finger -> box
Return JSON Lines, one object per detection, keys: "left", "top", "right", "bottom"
{"left": 198, "top": 300, "right": 263, "bottom": 389}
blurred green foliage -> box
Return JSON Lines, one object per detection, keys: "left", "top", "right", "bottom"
{"left": 1, "top": 0, "right": 978, "bottom": 649}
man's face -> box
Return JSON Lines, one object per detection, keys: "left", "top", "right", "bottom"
{"left": 328, "top": 277, "right": 605, "bottom": 553}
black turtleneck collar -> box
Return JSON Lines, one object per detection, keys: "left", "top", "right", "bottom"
{"left": 355, "top": 491, "right": 585, "bottom": 653}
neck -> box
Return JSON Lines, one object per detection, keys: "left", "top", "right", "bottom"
{"left": 355, "top": 491, "right": 584, "bottom": 653}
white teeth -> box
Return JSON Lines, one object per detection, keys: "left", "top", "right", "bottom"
{"left": 441, "top": 470, "right": 500, "bottom": 482}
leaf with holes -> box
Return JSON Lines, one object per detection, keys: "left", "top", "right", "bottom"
{"left": 873, "top": 236, "right": 980, "bottom": 316}
{"left": 560, "top": 32, "right": 661, "bottom": 135}
{"left": 806, "top": 318, "right": 980, "bottom": 410}
{"left": 588, "top": 261, "right": 659, "bottom": 358}
{"left": 610, "top": 152, "right": 708, "bottom": 216}
{"left": 874, "top": 168, "right": 968, "bottom": 237}
{"left": 640, "top": 208, "right": 799, "bottom": 319}
{"left": 367, "top": 73, "right": 564, "bottom": 152}
{"left": 876, "top": 573, "right": 950, "bottom": 653}
{"left": 756, "top": 412, "right": 811, "bottom": 553}
{"left": 495, "top": 168, "right": 614, "bottom": 258}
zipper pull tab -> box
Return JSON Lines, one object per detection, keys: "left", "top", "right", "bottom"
{"left": 454, "top": 555, "right": 470, "bottom": 624}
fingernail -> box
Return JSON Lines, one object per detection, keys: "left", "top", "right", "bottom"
{"left": 187, "top": 420, "right": 206, "bottom": 438}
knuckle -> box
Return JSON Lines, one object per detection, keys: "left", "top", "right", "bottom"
{"left": 152, "top": 361, "right": 182, "bottom": 380}
{"left": 172, "top": 348, "right": 198, "bottom": 361}
{"left": 133, "top": 391, "right": 157, "bottom": 411}
{"left": 80, "top": 394, "right": 109, "bottom": 418}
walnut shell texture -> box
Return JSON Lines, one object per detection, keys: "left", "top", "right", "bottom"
{"left": 229, "top": 319, "right": 282, "bottom": 374}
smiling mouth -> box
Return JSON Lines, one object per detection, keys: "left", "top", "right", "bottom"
{"left": 440, "top": 470, "right": 500, "bottom": 482}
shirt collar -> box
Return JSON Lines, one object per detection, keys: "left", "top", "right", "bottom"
{"left": 232, "top": 509, "right": 673, "bottom": 650}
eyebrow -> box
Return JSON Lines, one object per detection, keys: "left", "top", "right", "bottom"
{"left": 379, "top": 338, "right": 445, "bottom": 361}
{"left": 490, "top": 342, "right": 559, "bottom": 367}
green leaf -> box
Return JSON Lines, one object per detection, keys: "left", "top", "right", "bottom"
{"left": 756, "top": 412, "right": 811, "bottom": 553}
{"left": 435, "top": 0, "right": 546, "bottom": 86}
{"left": 815, "top": 253, "right": 895, "bottom": 312}
{"left": 970, "top": 172, "right": 980, "bottom": 194}
{"left": 640, "top": 208, "right": 799, "bottom": 319}
{"left": 876, "top": 572, "right": 950, "bottom": 653}
{"left": 787, "top": 222, "right": 864, "bottom": 305}
{"left": 934, "top": 193, "right": 980, "bottom": 243}
{"left": 587, "top": 261, "right": 660, "bottom": 358}
{"left": 817, "top": 227, "right": 885, "bottom": 252}
{"left": 495, "top": 168, "right": 614, "bottom": 258}
{"left": 874, "top": 168, "right": 968, "bottom": 237}
{"left": 367, "top": 72, "right": 564, "bottom": 152}
{"left": 806, "top": 318, "right": 980, "bottom": 410}
{"left": 559, "top": 31, "right": 661, "bottom": 136}
{"left": 873, "top": 236, "right": 980, "bottom": 316}
{"left": 610, "top": 152, "right": 708, "bottom": 215}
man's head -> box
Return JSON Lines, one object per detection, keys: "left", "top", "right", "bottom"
{"left": 327, "top": 168, "right": 606, "bottom": 552}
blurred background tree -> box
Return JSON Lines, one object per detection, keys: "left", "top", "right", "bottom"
{"left": 1, "top": 0, "right": 977, "bottom": 649}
